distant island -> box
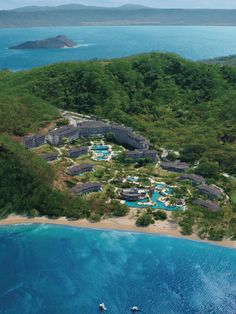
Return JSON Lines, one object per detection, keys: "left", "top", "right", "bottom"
{"left": 9, "top": 35, "right": 76, "bottom": 49}
{"left": 1, "top": 5, "right": 236, "bottom": 28}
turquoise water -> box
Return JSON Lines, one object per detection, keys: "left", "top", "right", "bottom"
{"left": 0, "top": 224, "right": 235, "bottom": 314}
{"left": 92, "top": 145, "right": 109, "bottom": 150}
{"left": 125, "top": 184, "right": 177, "bottom": 210}
{"left": 127, "top": 176, "right": 139, "bottom": 182}
{"left": 92, "top": 145, "right": 110, "bottom": 160}
{"left": 156, "top": 183, "right": 174, "bottom": 195}
{"left": 1, "top": 26, "right": 236, "bottom": 70}
{"left": 125, "top": 191, "right": 179, "bottom": 211}
{"left": 95, "top": 150, "right": 110, "bottom": 160}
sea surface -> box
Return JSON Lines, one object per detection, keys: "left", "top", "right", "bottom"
{"left": 1, "top": 26, "right": 236, "bottom": 70}
{"left": 0, "top": 224, "right": 235, "bottom": 314}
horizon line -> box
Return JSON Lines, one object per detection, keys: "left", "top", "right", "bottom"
{"left": 4, "top": 3, "right": 236, "bottom": 11}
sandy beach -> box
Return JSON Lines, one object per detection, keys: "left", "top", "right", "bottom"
{"left": 0, "top": 211, "right": 235, "bottom": 250}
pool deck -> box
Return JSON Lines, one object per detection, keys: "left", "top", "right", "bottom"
{"left": 125, "top": 184, "right": 181, "bottom": 211}
{"left": 90, "top": 143, "right": 112, "bottom": 161}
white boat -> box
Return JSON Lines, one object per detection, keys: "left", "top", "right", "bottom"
{"left": 130, "top": 306, "right": 140, "bottom": 312}
{"left": 99, "top": 303, "right": 107, "bottom": 311}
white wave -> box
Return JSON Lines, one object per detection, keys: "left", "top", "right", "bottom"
{"left": 63, "top": 43, "right": 95, "bottom": 49}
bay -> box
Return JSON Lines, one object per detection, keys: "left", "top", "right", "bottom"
{"left": 1, "top": 26, "right": 236, "bottom": 70}
{"left": 0, "top": 224, "right": 235, "bottom": 314}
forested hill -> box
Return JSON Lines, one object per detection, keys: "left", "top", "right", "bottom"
{"left": 203, "top": 55, "right": 236, "bottom": 67}
{"left": 1, "top": 7, "right": 236, "bottom": 27}
{"left": 1, "top": 52, "right": 236, "bottom": 176}
{"left": 0, "top": 71, "right": 59, "bottom": 135}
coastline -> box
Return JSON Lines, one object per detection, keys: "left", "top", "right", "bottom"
{"left": 0, "top": 214, "right": 235, "bottom": 250}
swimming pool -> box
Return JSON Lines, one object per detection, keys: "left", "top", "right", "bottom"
{"left": 156, "top": 184, "right": 173, "bottom": 195}
{"left": 125, "top": 191, "right": 180, "bottom": 211}
{"left": 92, "top": 145, "right": 109, "bottom": 150}
{"left": 94, "top": 150, "right": 110, "bottom": 161}
{"left": 128, "top": 176, "right": 139, "bottom": 182}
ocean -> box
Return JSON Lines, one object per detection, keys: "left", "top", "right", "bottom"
{"left": 1, "top": 25, "right": 236, "bottom": 313}
{"left": 0, "top": 224, "right": 235, "bottom": 314}
{"left": 1, "top": 26, "right": 236, "bottom": 70}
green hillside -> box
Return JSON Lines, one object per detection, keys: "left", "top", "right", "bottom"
{"left": 203, "top": 55, "right": 236, "bottom": 67}
{"left": 0, "top": 134, "right": 90, "bottom": 218}
{"left": 0, "top": 71, "right": 59, "bottom": 135}
{"left": 1, "top": 52, "right": 236, "bottom": 238}
{"left": 2, "top": 52, "right": 236, "bottom": 175}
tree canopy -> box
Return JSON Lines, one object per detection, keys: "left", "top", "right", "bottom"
{"left": 1, "top": 52, "right": 236, "bottom": 174}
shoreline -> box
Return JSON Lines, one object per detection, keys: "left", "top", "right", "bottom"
{"left": 0, "top": 215, "right": 235, "bottom": 250}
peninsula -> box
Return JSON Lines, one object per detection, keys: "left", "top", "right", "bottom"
{"left": 9, "top": 35, "right": 76, "bottom": 49}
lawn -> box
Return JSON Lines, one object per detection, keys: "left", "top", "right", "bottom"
{"left": 231, "top": 193, "right": 236, "bottom": 205}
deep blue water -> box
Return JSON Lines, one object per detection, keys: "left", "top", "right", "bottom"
{"left": 0, "top": 224, "right": 235, "bottom": 314}
{"left": 1, "top": 26, "right": 236, "bottom": 70}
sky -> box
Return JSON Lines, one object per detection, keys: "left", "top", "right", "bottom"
{"left": 0, "top": 0, "right": 235, "bottom": 10}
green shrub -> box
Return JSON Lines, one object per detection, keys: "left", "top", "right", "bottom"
{"left": 154, "top": 210, "right": 167, "bottom": 221}
{"left": 109, "top": 200, "right": 129, "bottom": 217}
{"left": 136, "top": 212, "right": 154, "bottom": 227}
{"left": 89, "top": 213, "right": 101, "bottom": 223}
{"left": 207, "top": 228, "right": 225, "bottom": 241}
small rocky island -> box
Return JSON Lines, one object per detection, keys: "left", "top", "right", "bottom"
{"left": 9, "top": 35, "right": 77, "bottom": 49}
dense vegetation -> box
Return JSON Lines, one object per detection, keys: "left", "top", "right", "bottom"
{"left": 1, "top": 52, "right": 236, "bottom": 175}
{"left": 1, "top": 52, "right": 236, "bottom": 239}
{"left": 0, "top": 134, "right": 91, "bottom": 218}
{"left": 203, "top": 55, "right": 236, "bottom": 67}
{"left": 173, "top": 203, "right": 236, "bottom": 241}
{"left": 0, "top": 71, "right": 59, "bottom": 135}
{"left": 0, "top": 134, "right": 131, "bottom": 219}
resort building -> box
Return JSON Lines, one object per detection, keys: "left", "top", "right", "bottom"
{"left": 125, "top": 151, "right": 142, "bottom": 161}
{"left": 120, "top": 188, "right": 147, "bottom": 201}
{"left": 41, "top": 152, "right": 58, "bottom": 162}
{"left": 125, "top": 133, "right": 150, "bottom": 150}
{"left": 68, "top": 164, "right": 94, "bottom": 176}
{"left": 179, "top": 174, "right": 205, "bottom": 185}
{"left": 47, "top": 125, "right": 79, "bottom": 146}
{"left": 160, "top": 160, "right": 190, "bottom": 173}
{"left": 71, "top": 182, "right": 102, "bottom": 195}
{"left": 111, "top": 124, "right": 150, "bottom": 149}
{"left": 22, "top": 134, "right": 46, "bottom": 149}
{"left": 68, "top": 146, "right": 89, "bottom": 158}
{"left": 192, "top": 199, "right": 220, "bottom": 212}
{"left": 126, "top": 149, "right": 158, "bottom": 162}
{"left": 46, "top": 119, "right": 150, "bottom": 150}
{"left": 78, "top": 121, "right": 110, "bottom": 138}
{"left": 197, "top": 184, "right": 223, "bottom": 200}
